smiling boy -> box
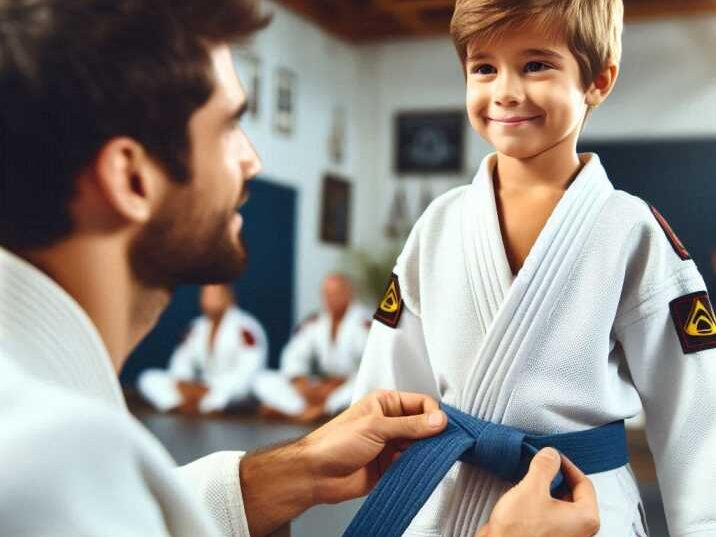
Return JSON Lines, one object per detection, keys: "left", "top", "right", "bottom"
{"left": 353, "top": 1, "right": 716, "bottom": 536}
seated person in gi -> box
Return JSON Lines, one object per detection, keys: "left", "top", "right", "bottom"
{"left": 138, "top": 284, "right": 267, "bottom": 414}
{"left": 255, "top": 273, "right": 371, "bottom": 422}
{"left": 353, "top": 1, "right": 716, "bottom": 536}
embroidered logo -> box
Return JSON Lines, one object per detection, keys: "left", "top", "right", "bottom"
{"left": 650, "top": 206, "right": 690, "bottom": 261}
{"left": 374, "top": 273, "right": 404, "bottom": 328}
{"left": 669, "top": 291, "right": 716, "bottom": 354}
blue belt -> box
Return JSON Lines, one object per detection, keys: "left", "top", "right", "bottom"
{"left": 342, "top": 404, "right": 628, "bottom": 537}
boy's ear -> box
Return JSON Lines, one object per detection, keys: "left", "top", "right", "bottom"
{"left": 91, "top": 138, "right": 167, "bottom": 225}
{"left": 585, "top": 63, "right": 619, "bottom": 107}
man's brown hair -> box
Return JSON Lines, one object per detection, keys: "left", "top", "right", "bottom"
{"left": 450, "top": 0, "right": 624, "bottom": 87}
{"left": 0, "top": 0, "right": 270, "bottom": 251}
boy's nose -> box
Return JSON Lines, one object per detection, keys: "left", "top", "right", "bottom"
{"left": 494, "top": 72, "right": 524, "bottom": 107}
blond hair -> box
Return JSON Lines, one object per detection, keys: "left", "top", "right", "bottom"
{"left": 450, "top": 0, "right": 623, "bottom": 88}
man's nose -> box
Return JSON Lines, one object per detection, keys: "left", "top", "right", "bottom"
{"left": 239, "top": 131, "right": 262, "bottom": 180}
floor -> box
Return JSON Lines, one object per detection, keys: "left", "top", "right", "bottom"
{"left": 132, "top": 404, "right": 670, "bottom": 537}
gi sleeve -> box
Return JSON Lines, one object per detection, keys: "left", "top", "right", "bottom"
{"left": 167, "top": 325, "right": 200, "bottom": 381}
{"left": 202, "top": 317, "right": 268, "bottom": 412}
{"left": 279, "top": 320, "right": 316, "bottom": 379}
{"left": 177, "top": 452, "right": 252, "bottom": 537}
{"left": 615, "top": 267, "right": 716, "bottom": 537}
{"left": 353, "top": 300, "right": 440, "bottom": 402}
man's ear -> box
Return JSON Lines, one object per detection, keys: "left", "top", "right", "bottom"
{"left": 585, "top": 63, "right": 619, "bottom": 107}
{"left": 92, "top": 137, "right": 166, "bottom": 224}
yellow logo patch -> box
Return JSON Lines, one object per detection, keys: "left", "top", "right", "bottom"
{"left": 374, "top": 273, "right": 404, "bottom": 328}
{"left": 685, "top": 298, "right": 716, "bottom": 337}
{"left": 379, "top": 280, "right": 400, "bottom": 314}
{"left": 670, "top": 291, "right": 716, "bottom": 354}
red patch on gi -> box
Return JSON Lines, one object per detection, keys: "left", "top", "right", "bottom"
{"left": 669, "top": 291, "right": 716, "bottom": 354}
{"left": 374, "top": 273, "right": 404, "bottom": 329}
{"left": 651, "top": 206, "right": 690, "bottom": 261}
{"left": 241, "top": 329, "right": 256, "bottom": 347}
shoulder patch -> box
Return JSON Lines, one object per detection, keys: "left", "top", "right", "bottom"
{"left": 241, "top": 328, "right": 256, "bottom": 347}
{"left": 669, "top": 291, "right": 716, "bottom": 354}
{"left": 650, "top": 206, "right": 690, "bottom": 261}
{"left": 374, "top": 273, "right": 404, "bottom": 328}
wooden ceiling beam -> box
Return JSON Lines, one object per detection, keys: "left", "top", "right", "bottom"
{"left": 277, "top": 0, "right": 716, "bottom": 43}
{"left": 625, "top": 0, "right": 716, "bottom": 21}
{"left": 375, "top": 0, "right": 453, "bottom": 13}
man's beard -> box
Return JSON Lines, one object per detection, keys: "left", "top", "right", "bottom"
{"left": 130, "top": 201, "right": 246, "bottom": 290}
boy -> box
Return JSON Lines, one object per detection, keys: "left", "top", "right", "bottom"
{"left": 353, "top": 1, "right": 716, "bottom": 536}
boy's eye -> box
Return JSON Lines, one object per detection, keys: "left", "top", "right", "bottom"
{"left": 524, "top": 61, "right": 550, "bottom": 73}
{"left": 472, "top": 64, "right": 496, "bottom": 75}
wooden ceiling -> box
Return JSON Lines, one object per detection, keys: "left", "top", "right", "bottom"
{"left": 275, "top": 0, "right": 716, "bottom": 42}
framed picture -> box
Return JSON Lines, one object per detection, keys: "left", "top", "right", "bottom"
{"left": 395, "top": 110, "right": 465, "bottom": 174}
{"left": 320, "top": 175, "right": 351, "bottom": 245}
{"left": 274, "top": 67, "right": 296, "bottom": 135}
{"left": 235, "top": 51, "right": 261, "bottom": 119}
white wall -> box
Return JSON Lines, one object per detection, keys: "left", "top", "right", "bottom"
{"left": 235, "top": 2, "right": 367, "bottom": 320}
{"left": 586, "top": 17, "right": 716, "bottom": 139}
{"left": 235, "top": 6, "right": 716, "bottom": 319}
{"left": 355, "top": 16, "right": 716, "bottom": 242}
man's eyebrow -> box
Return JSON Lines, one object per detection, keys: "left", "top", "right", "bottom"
{"left": 523, "top": 48, "right": 564, "bottom": 59}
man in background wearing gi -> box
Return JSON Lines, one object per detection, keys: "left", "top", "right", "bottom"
{"left": 255, "top": 273, "right": 371, "bottom": 421}
{"left": 139, "top": 283, "right": 268, "bottom": 414}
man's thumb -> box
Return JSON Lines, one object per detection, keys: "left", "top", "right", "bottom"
{"left": 523, "top": 447, "right": 562, "bottom": 490}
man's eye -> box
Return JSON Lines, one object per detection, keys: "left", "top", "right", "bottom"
{"left": 472, "top": 64, "right": 496, "bottom": 75}
{"left": 524, "top": 61, "right": 550, "bottom": 73}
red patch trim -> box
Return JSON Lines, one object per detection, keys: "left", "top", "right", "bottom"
{"left": 650, "top": 206, "right": 690, "bottom": 261}
{"left": 669, "top": 291, "right": 716, "bottom": 354}
{"left": 373, "top": 273, "right": 404, "bottom": 329}
{"left": 241, "top": 328, "right": 256, "bottom": 347}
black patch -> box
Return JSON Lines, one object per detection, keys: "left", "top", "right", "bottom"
{"left": 669, "top": 291, "right": 716, "bottom": 354}
{"left": 374, "top": 273, "right": 404, "bottom": 328}
{"left": 650, "top": 206, "right": 690, "bottom": 261}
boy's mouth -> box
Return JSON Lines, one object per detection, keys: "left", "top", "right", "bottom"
{"left": 486, "top": 115, "right": 542, "bottom": 127}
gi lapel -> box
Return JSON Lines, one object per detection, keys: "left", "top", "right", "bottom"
{"left": 450, "top": 154, "right": 615, "bottom": 536}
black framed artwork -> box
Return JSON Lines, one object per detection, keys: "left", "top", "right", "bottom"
{"left": 319, "top": 174, "right": 351, "bottom": 245}
{"left": 395, "top": 111, "right": 465, "bottom": 174}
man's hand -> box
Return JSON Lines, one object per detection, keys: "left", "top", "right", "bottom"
{"left": 301, "top": 390, "right": 447, "bottom": 504}
{"left": 240, "top": 390, "right": 446, "bottom": 537}
{"left": 475, "top": 448, "right": 600, "bottom": 537}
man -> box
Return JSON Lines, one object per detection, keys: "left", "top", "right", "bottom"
{"left": 139, "top": 284, "right": 268, "bottom": 414}
{"left": 255, "top": 273, "right": 370, "bottom": 421}
{"left": 0, "top": 0, "right": 599, "bottom": 536}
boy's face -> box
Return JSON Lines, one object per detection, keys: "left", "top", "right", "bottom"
{"left": 465, "top": 27, "right": 589, "bottom": 160}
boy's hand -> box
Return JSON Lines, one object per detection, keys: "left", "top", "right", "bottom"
{"left": 475, "top": 448, "right": 600, "bottom": 537}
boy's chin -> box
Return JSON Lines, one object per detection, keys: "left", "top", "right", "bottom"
{"left": 493, "top": 143, "right": 544, "bottom": 160}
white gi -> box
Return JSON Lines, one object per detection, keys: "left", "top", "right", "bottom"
{"left": 255, "top": 304, "right": 371, "bottom": 416}
{"left": 138, "top": 307, "right": 267, "bottom": 413}
{"left": 0, "top": 247, "right": 254, "bottom": 537}
{"left": 354, "top": 154, "right": 716, "bottom": 537}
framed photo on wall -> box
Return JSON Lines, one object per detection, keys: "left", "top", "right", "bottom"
{"left": 274, "top": 67, "right": 296, "bottom": 135}
{"left": 320, "top": 174, "right": 351, "bottom": 245}
{"left": 395, "top": 110, "right": 465, "bottom": 174}
{"left": 234, "top": 50, "right": 261, "bottom": 119}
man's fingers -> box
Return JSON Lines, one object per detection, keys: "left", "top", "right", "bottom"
{"left": 522, "top": 447, "right": 562, "bottom": 493}
{"left": 372, "top": 390, "right": 441, "bottom": 418}
{"left": 373, "top": 410, "right": 447, "bottom": 442}
{"left": 560, "top": 454, "right": 597, "bottom": 505}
